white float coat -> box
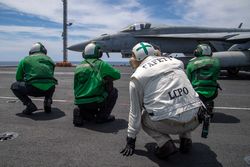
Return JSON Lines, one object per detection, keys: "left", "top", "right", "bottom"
{"left": 127, "top": 56, "right": 202, "bottom": 138}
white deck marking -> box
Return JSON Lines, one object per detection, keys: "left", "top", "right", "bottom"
{"left": 1, "top": 96, "right": 250, "bottom": 110}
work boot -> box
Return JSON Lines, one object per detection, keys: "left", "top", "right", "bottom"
{"left": 73, "top": 107, "right": 84, "bottom": 127}
{"left": 206, "top": 101, "right": 214, "bottom": 118}
{"left": 82, "top": 111, "right": 95, "bottom": 122}
{"left": 179, "top": 138, "right": 192, "bottom": 153}
{"left": 155, "top": 140, "right": 178, "bottom": 159}
{"left": 96, "top": 115, "right": 115, "bottom": 124}
{"left": 44, "top": 98, "right": 52, "bottom": 113}
{"left": 22, "top": 102, "right": 37, "bottom": 115}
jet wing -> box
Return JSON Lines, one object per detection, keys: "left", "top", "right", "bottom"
{"left": 135, "top": 32, "right": 250, "bottom": 42}
{"left": 226, "top": 32, "right": 250, "bottom": 42}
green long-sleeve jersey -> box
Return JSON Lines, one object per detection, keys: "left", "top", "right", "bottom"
{"left": 74, "top": 58, "right": 121, "bottom": 105}
{"left": 16, "top": 53, "right": 57, "bottom": 90}
{"left": 186, "top": 56, "right": 220, "bottom": 99}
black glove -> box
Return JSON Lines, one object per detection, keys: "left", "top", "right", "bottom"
{"left": 120, "top": 137, "right": 136, "bottom": 156}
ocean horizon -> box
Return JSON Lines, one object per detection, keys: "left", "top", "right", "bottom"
{"left": 0, "top": 61, "right": 130, "bottom": 67}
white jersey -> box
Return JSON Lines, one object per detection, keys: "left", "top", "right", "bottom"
{"left": 127, "top": 56, "right": 202, "bottom": 138}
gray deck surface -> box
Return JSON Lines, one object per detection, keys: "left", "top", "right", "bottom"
{"left": 0, "top": 66, "right": 250, "bottom": 167}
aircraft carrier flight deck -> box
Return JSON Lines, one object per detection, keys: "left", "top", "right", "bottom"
{"left": 0, "top": 66, "right": 250, "bottom": 167}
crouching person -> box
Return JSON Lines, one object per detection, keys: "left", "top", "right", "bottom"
{"left": 11, "top": 42, "right": 57, "bottom": 115}
{"left": 73, "top": 43, "right": 121, "bottom": 126}
{"left": 121, "top": 42, "right": 203, "bottom": 159}
{"left": 186, "top": 44, "right": 221, "bottom": 117}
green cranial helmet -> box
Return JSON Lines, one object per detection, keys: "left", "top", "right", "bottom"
{"left": 29, "top": 42, "right": 47, "bottom": 55}
{"left": 82, "top": 43, "right": 103, "bottom": 59}
{"left": 132, "top": 42, "right": 155, "bottom": 61}
{"left": 194, "top": 44, "right": 212, "bottom": 57}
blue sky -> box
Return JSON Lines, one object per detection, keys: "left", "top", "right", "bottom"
{"left": 0, "top": 0, "right": 250, "bottom": 62}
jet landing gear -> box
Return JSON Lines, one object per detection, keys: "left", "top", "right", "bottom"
{"left": 227, "top": 68, "right": 240, "bottom": 76}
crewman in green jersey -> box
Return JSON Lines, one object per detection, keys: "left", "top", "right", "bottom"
{"left": 11, "top": 42, "right": 57, "bottom": 115}
{"left": 73, "top": 43, "right": 121, "bottom": 126}
{"left": 186, "top": 44, "right": 221, "bottom": 115}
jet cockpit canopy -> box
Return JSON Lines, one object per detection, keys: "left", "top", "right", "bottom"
{"left": 121, "top": 22, "right": 151, "bottom": 32}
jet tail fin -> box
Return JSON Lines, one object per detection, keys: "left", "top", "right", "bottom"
{"left": 238, "top": 23, "right": 243, "bottom": 28}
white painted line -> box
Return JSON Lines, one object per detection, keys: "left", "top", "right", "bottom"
{"left": 55, "top": 72, "right": 74, "bottom": 75}
{"left": 1, "top": 96, "right": 250, "bottom": 111}
{"left": 214, "top": 106, "right": 250, "bottom": 111}
{"left": 0, "top": 71, "right": 15, "bottom": 74}
{"left": 0, "top": 96, "right": 70, "bottom": 103}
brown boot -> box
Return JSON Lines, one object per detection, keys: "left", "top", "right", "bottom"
{"left": 179, "top": 138, "right": 192, "bottom": 153}
{"left": 155, "top": 140, "right": 178, "bottom": 159}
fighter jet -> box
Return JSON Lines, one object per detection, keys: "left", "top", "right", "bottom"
{"left": 68, "top": 22, "right": 250, "bottom": 75}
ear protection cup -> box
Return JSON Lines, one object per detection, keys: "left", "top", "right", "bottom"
{"left": 97, "top": 49, "right": 103, "bottom": 58}
{"left": 93, "top": 45, "right": 103, "bottom": 58}
{"left": 194, "top": 49, "right": 202, "bottom": 57}
{"left": 40, "top": 44, "right": 47, "bottom": 55}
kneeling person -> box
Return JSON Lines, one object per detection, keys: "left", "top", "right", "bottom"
{"left": 73, "top": 43, "right": 121, "bottom": 126}
{"left": 11, "top": 42, "right": 57, "bottom": 115}
{"left": 186, "top": 44, "right": 220, "bottom": 116}
{"left": 121, "top": 42, "right": 203, "bottom": 159}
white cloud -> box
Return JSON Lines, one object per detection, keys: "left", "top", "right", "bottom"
{"left": 0, "top": 37, "right": 63, "bottom": 61}
{"left": 0, "top": 0, "right": 142, "bottom": 62}
{"left": 67, "top": 0, "right": 150, "bottom": 32}
{"left": 179, "top": 0, "right": 250, "bottom": 28}
{"left": 2, "top": 0, "right": 249, "bottom": 32}
{"left": 0, "top": 0, "right": 250, "bottom": 61}
{"left": 0, "top": 25, "right": 61, "bottom": 37}
{"left": 0, "top": 0, "right": 62, "bottom": 22}
{"left": 0, "top": 0, "right": 150, "bottom": 31}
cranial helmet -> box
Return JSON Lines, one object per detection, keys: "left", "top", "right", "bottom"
{"left": 29, "top": 42, "right": 47, "bottom": 55}
{"left": 194, "top": 44, "right": 212, "bottom": 57}
{"left": 132, "top": 42, "right": 155, "bottom": 61}
{"left": 82, "top": 43, "right": 103, "bottom": 59}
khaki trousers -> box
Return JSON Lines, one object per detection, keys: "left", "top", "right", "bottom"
{"left": 141, "top": 112, "right": 199, "bottom": 147}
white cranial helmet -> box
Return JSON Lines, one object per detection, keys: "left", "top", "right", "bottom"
{"left": 194, "top": 44, "right": 212, "bottom": 57}
{"left": 29, "top": 42, "right": 47, "bottom": 55}
{"left": 132, "top": 42, "right": 155, "bottom": 61}
{"left": 83, "top": 42, "right": 102, "bottom": 58}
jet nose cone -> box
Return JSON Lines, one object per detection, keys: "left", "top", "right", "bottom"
{"left": 68, "top": 38, "right": 109, "bottom": 52}
{"left": 68, "top": 42, "right": 89, "bottom": 52}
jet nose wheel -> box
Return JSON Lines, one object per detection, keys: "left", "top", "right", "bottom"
{"left": 227, "top": 68, "right": 240, "bottom": 76}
